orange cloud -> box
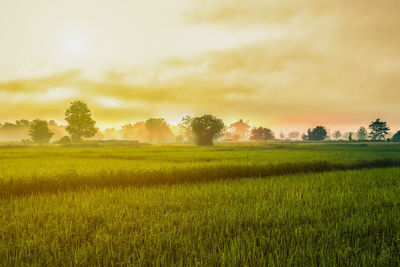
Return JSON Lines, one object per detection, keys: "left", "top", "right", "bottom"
{"left": 0, "top": 0, "right": 399, "bottom": 131}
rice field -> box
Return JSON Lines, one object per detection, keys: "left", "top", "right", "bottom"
{"left": 1, "top": 142, "right": 400, "bottom": 265}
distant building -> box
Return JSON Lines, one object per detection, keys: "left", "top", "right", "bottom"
{"left": 228, "top": 119, "right": 251, "bottom": 140}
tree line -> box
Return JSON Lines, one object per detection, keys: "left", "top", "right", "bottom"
{"left": 300, "top": 119, "right": 393, "bottom": 141}
{"left": 2, "top": 100, "right": 400, "bottom": 145}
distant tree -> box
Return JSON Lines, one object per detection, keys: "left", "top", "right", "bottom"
{"left": 29, "top": 119, "right": 54, "bottom": 143}
{"left": 357, "top": 127, "right": 368, "bottom": 141}
{"left": 145, "top": 118, "right": 173, "bottom": 142}
{"left": 369, "top": 119, "right": 390, "bottom": 141}
{"left": 191, "top": 114, "right": 225, "bottom": 146}
{"left": 307, "top": 126, "right": 328, "bottom": 141}
{"left": 229, "top": 119, "right": 251, "bottom": 140}
{"left": 250, "top": 127, "right": 275, "bottom": 141}
{"left": 392, "top": 131, "right": 400, "bottom": 142}
{"left": 134, "top": 122, "right": 150, "bottom": 142}
{"left": 348, "top": 132, "right": 352, "bottom": 141}
{"left": 65, "top": 100, "right": 97, "bottom": 142}
{"left": 0, "top": 120, "right": 31, "bottom": 142}
{"left": 47, "top": 120, "right": 68, "bottom": 141}
{"left": 121, "top": 123, "right": 136, "bottom": 140}
{"left": 178, "top": 115, "right": 194, "bottom": 142}
{"left": 15, "top": 119, "right": 30, "bottom": 127}
{"left": 301, "top": 133, "right": 308, "bottom": 141}
{"left": 103, "top": 128, "right": 120, "bottom": 140}
{"left": 92, "top": 127, "right": 105, "bottom": 140}
{"left": 288, "top": 131, "right": 300, "bottom": 140}
{"left": 333, "top": 130, "right": 341, "bottom": 140}
{"left": 0, "top": 122, "right": 18, "bottom": 130}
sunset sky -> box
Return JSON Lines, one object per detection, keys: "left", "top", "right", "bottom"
{"left": 1, "top": 0, "right": 399, "bottom": 132}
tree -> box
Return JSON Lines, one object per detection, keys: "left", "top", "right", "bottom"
{"left": 132, "top": 122, "right": 150, "bottom": 142}
{"left": 119, "top": 121, "right": 150, "bottom": 142}
{"left": 103, "top": 128, "right": 120, "bottom": 140}
{"left": 392, "top": 131, "right": 400, "bottom": 142}
{"left": 0, "top": 122, "right": 18, "bottom": 130}
{"left": 0, "top": 120, "right": 31, "bottom": 141}
{"left": 357, "top": 127, "right": 368, "bottom": 141}
{"left": 145, "top": 118, "right": 173, "bottom": 142}
{"left": 191, "top": 114, "right": 225, "bottom": 146}
{"left": 369, "top": 119, "right": 390, "bottom": 141}
{"left": 15, "top": 119, "right": 30, "bottom": 127}
{"left": 65, "top": 100, "right": 97, "bottom": 141}
{"left": 178, "top": 115, "right": 194, "bottom": 142}
{"left": 301, "top": 133, "right": 308, "bottom": 141}
{"left": 250, "top": 127, "right": 275, "bottom": 141}
{"left": 307, "top": 126, "right": 327, "bottom": 141}
{"left": 121, "top": 123, "right": 136, "bottom": 140}
{"left": 333, "top": 130, "right": 341, "bottom": 140}
{"left": 288, "top": 131, "right": 300, "bottom": 140}
{"left": 280, "top": 132, "right": 285, "bottom": 139}
{"left": 29, "top": 119, "right": 54, "bottom": 143}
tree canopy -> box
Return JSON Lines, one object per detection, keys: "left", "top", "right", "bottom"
{"left": 250, "top": 127, "right": 275, "bottom": 141}
{"left": 65, "top": 100, "right": 97, "bottom": 142}
{"left": 306, "top": 126, "right": 328, "bottom": 141}
{"left": 333, "top": 131, "right": 341, "bottom": 140}
{"left": 287, "top": 131, "right": 299, "bottom": 140}
{"left": 357, "top": 127, "right": 368, "bottom": 141}
{"left": 178, "top": 115, "right": 194, "bottom": 142}
{"left": 29, "top": 119, "right": 54, "bottom": 143}
{"left": 369, "top": 119, "right": 390, "bottom": 141}
{"left": 145, "top": 118, "right": 173, "bottom": 143}
{"left": 191, "top": 114, "right": 224, "bottom": 146}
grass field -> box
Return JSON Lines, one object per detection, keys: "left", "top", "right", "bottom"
{"left": 1, "top": 142, "right": 400, "bottom": 265}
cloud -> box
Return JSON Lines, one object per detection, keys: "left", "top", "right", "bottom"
{"left": 185, "top": 0, "right": 400, "bottom": 30}
{"left": 0, "top": 69, "right": 82, "bottom": 93}
{"left": 0, "top": 0, "right": 399, "bottom": 130}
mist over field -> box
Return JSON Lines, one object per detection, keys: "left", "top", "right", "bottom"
{"left": 1, "top": 0, "right": 400, "bottom": 265}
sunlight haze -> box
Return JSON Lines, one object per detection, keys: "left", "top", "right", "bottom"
{"left": 1, "top": 0, "right": 399, "bottom": 132}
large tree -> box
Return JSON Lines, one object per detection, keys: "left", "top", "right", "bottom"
{"left": 250, "top": 127, "right": 275, "bottom": 141}
{"left": 357, "top": 126, "right": 368, "bottom": 141}
{"left": 65, "top": 100, "right": 97, "bottom": 141}
{"left": 307, "top": 126, "right": 328, "bottom": 141}
{"left": 29, "top": 119, "right": 54, "bottom": 143}
{"left": 191, "top": 114, "right": 224, "bottom": 146}
{"left": 369, "top": 119, "right": 390, "bottom": 141}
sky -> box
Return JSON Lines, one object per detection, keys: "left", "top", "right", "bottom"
{"left": 0, "top": 0, "right": 399, "bottom": 132}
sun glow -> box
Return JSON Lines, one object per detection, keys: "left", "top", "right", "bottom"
{"left": 63, "top": 33, "right": 89, "bottom": 56}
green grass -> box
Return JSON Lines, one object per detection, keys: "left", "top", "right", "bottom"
{"left": 2, "top": 142, "right": 400, "bottom": 196}
{"left": 1, "top": 142, "right": 400, "bottom": 265}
